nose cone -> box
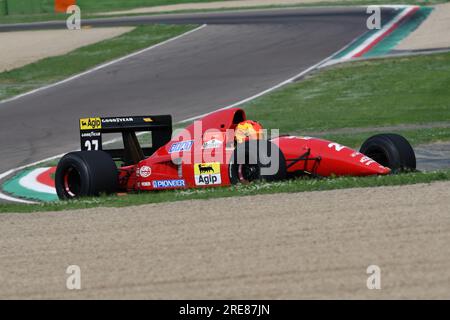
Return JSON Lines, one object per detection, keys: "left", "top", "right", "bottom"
{"left": 363, "top": 162, "right": 391, "bottom": 175}
{"left": 347, "top": 151, "right": 392, "bottom": 176}
{"left": 377, "top": 165, "right": 391, "bottom": 175}
{"left": 314, "top": 141, "right": 393, "bottom": 176}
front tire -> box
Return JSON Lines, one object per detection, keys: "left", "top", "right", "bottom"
{"left": 360, "top": 133, "right": 416, "bottom": 173}
{"left": 55, "top": 151, "right": 118, "bottom": 200}
{"left": 229, "top": 140, "right": 287, "bottom": 184}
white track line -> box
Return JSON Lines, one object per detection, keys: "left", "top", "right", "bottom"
{"left": 0, "top": 193, "right": 35, "bottom": 204}
{"left": 0, "top": 24, "right": 207, "bottom": 106}
{"left": 180, "top": 41, "right": 350, "bottom": 123}
{"left": 180, "top": 61, "right": 322, "bottom": 123}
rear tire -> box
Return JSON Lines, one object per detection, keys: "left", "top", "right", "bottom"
{"left": 55, "top": 151, "right": 118, "bottom": 200}
{"left": 360, "top": 133, "right": 416, "bottom": 173}
{"left": 229, "top": 140, "right": 287, "bottom": 184}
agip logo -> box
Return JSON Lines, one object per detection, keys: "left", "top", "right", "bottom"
{"left": 194, "top": 163, "right": 221, "bottom": 186}
{"left": 80, "top": 118, "right": 102, "bottom": 131}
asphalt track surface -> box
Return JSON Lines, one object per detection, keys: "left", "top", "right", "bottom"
{"left": 0, "top": 7, "right": 398, "bottom": 176}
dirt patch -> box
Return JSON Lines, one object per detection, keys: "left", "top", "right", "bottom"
{"left": 0, "top": 27, "right": 133, "bottom": 72}
{"left": 0, "top": 181, "right": 449, "bottom": 299}
{"left": 98, "top": 0, "right": 338, "bottom": 16}
{"left": 397, "top": 3, "right": 450, "bottom": 51}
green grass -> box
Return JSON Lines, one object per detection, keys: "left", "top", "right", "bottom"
{"left": 76, "top": 0, "right": 226, "bottom": 13}
{"left": 0, "top": 0, "right": 448, "bottom": 24}
{"left": 0, "top": 24, "right": 197, "bottom": 101}
{"left": 1, "top": 169, "right": 449, "bottom": 213}
{"left": 244, "top": 52, "right": 450, "bottom": 132}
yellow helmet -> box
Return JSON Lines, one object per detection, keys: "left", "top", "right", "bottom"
{"left": 235, "top": 120, "right": 264, "bottom": 144}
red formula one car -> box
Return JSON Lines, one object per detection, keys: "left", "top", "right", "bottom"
{"left": 55, "top": 108, "right": 416, "bottom": 199}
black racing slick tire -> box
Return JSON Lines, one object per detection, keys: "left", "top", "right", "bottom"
{"left": 55, "top": 151, "right": 118, "bottom": 200}
{"left": 360, "top": 133, "right": 416, "bottom": 173}
{"left": 229, "top": 140, "right": 287, "bottom": 184}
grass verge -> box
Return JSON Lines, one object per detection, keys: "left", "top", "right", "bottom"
{"left": 0, "top": 0, "right": 218, "bottom": 23}
{"left": 0, "top": 24, "right": 197, "bottom": 101}
{"left": 244, "top": 52, "right": 450, "bottom": 132}
{"left": 76, "top": 0, "right": 222, "bottom": 13}
{"left": 1, "top": 170, "right": 449, "bottom": 213}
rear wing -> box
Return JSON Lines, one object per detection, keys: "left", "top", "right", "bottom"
{"left": 79, "top": 115, "right": 172, "bottom": 165}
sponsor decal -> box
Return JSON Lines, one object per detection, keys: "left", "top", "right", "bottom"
{"left": 203, "top": 139, "right": 223, "bottom": 149}
{"left": 81, "top": 131, "right": 101, "bottom": 138}
{"left": 139, "top": 166, "right": 152, "bottom": 178}
{"left": 328, "top": 142, "right": 346, "bottom": 152}
{"left": 169, "top": 140, "right": 194, "bottom": 153}
{"left": 360, "top": 156, "right": 376, "bottom": 166}
{"left": 143, "top": 118, "right": 153, "bottom": 123}
{"left": 101, "top": 117, "right": 134, "bottom": 124}
{"left": 80, "top": 118, "right": 101, "bottom": 131}
{"left": 141, "top": 182, "right": 152, "bottom": 187}
{"left": 194, "top": 163, "right": 221, "bottom": 186}
{"left": 152, "top": 180, "right": 186, "bottom": 189}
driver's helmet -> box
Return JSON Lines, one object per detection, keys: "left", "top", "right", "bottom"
{"left": 235, "top": 120, "right": 264, "bottom": 144}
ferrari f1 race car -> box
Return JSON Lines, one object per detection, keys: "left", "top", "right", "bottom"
{"left": 55, "top": 108, "right": 416, "bottom": 199}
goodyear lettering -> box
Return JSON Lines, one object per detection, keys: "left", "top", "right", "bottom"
{"left": 80, "top": 118, "right": 101, "bottom": 130}
{"left": 101, "top": 117, "right": 134, "bottom": 124}
{"left": 81, "top": 131, "right": 101, "bottom": 138}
